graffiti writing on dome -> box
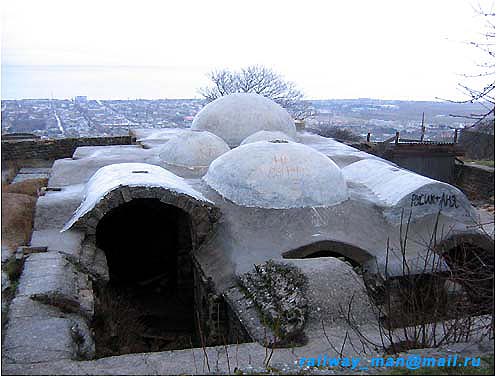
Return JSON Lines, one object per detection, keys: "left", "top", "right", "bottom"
{"left": 256, "top": 154, "right": 305, "bottom": 177}
{"left": 410, "top": 193, "right": 459, "bottom": 208}
{"left": 273, "top": 154, "right": 290, "bottom": 164}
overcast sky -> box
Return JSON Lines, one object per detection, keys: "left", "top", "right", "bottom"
{"left": 1, "top": 0, "right": 494, "bottom": 100}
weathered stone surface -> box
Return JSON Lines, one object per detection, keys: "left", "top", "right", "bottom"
{"left": 204, "top": 141, "right": 348, "bottom": 209}
{"left": 3, "top": 316, "right": 93, "bottom": 364}
{"left": 33, "top": 184, "right": 85, "bottom": 231}
{"left": 2, "top": 270, "right": 11, "bottom": 291}
{"left": 17, "top": 252, "right": 94, "bottom": 319}
{"left": 30, "top": 229, "right": 85, "bottom": 256}
{"left": 1, "top": 245, "right": 13, "bottom": 264}
{"left": 11, "top": 167, "right": 51, "bottom": 184}
{"left": 79, "top": 239, "right": 109, "bottom": 283}
{"left": 241, "top": 130, "right": 295, "bottom": 145}
{"left": 5, "top": 295, "right": 95, "bottom": 363}
{"left": 158, "top": 130, "right": 230, "bottom": 168}
{"left": 191, "top": 93, "right": 297, "bottom": 147}
{"left": 69, "top": 315, "right": 96, "bottom": 360}
{"left": 2, "top": 331, "right": 493, "bottom": 375}
{"left": 120, "top": 186, "right": 132, "bottom": 202}
{"left": 288, "top": 257, "right": 378, "bottom": 329}
{"left": 2, "top": 136, "right": 133, "bottom": 164}
{"left": 224, "top": 286, "right": 278, "bottom": 346}
{"left": 238, "top": 260, "right": 308, "bottom": 346}
{"left": 8, "top": 295, "right": 64, "bottom": 320}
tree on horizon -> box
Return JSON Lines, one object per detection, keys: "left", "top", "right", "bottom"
{"left": 198, "top": 65, "right": 313, "bottom": 120}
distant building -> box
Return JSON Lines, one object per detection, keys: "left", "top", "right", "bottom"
{"left": 74, "top": 96, "right": 88, "bottom": 105}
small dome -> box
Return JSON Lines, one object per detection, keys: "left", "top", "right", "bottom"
{"left": 158, "top": 130, "right": 230, "bottom": 168}
{"left": 192, "top": 93, "right": 297, "bottom": 147}
{"left": 241, "top": 130, "right": 295, "bottom": 145}
{"left": 203, "top": 141, "right": 348, "bottom": 209}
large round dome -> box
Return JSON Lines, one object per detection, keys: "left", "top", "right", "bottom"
{"left": 158, "top": 130, "right": 230, "bottom": 167}
{"left": 203, "top": 141, "right": 348, "bottom": 209}
{"left": 241, "top": 130, "right": 295, "bottom": 145}
{"left": 192, "top": 93, "right": 297, "bottom": 147}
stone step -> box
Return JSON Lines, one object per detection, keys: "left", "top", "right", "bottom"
{"left": 18, "top": 168, "right": 52, "bottom": 175}
{"left": 11, "top": 173, "right": 51, "bottom": 184}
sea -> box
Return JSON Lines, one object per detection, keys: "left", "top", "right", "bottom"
{"left": 1, "top": 65, "right": 208, "bottom": 100}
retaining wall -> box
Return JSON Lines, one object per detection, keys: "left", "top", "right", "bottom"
{"left": 455, "top": 163, "right": 495, "bottom": 201}
{"left": 1, "top": 136, "right": 134, "bottom": 162}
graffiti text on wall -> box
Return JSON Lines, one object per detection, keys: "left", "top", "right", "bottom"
{"left": 410, "top": 193, "right": 459, "bottom": 208}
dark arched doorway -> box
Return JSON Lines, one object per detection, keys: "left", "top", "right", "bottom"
{"left": 93, "top": 198, "right": 196, "bottom": 356}
{"left": 281, "top": 240, "right": 373, "bottom": 269}
{"left": 438, "top": 235, "right": 494, "bottom": 314}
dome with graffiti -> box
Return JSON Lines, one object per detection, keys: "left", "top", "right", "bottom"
{"left": 203, "top": 140, "right": 348, "bottom": 209}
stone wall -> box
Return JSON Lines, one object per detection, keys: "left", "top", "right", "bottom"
{"left": 193, "top": 260, "right": 251, "bottom": 346}
{"left": 354, "top": 142, "right": 462, "bottom": 184}
{"left": 455, "top": 163, "right": 495, "bottom": 201}
{"left": 1, "top": 136, "right": 134, "bottom": 162}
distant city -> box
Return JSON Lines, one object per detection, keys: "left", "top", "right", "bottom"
{"left": 1, "top": 97, "right": 484, "bottom": 142}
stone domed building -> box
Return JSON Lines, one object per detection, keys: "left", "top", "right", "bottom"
{"left": 240, "top": 130, "right": 295, "bottom": 144}
{"left": 3, "top": 93, "right": 493, "bottom": 374}
{"left": 204, "top": 140, "right": 348, "bottom": 209}
{"left": 191, "top": 93, "right": 297, "bottom": 147}
{"left": 158, "top": 130, "right": 230, "bottom": 168}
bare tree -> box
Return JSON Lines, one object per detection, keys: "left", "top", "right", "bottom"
{"left": 198, "top": 65, "right": 314, "bottom": 120}
{"left": 450, "top": 2, "right": 495, "bottom": 128}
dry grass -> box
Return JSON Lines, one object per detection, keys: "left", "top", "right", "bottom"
{"left": 4, "top": 178, "right": 48, "bottom": 197}
{"left": 1, "top": 161, "right": 19, "bottom": 185}
{"left": 1, "top": 177, "right": 48, "bottom": 250}
{"left": 92, "top": 286, "right": 148, "bottom": 357}
{"left": 1, "top": 192, "right": 37, "bottom": 250}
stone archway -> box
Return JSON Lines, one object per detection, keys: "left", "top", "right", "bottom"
{"left": 436, "top": 233, "right": 494, "bottom": 312}
{"left": 282, "top": 239, "right": 374, "bottom": 268}
{"left": 67, "top": 184, "right": 221, "bottom": 357}
{"left": 95, "top": 198, "right": 191, "bottom": 289}
{"left": 70, "top": 184, "right": 220, "bottom": 249}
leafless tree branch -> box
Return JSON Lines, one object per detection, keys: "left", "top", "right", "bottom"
{"left": 198, "top": 65, "right": 314, "bottom": 120}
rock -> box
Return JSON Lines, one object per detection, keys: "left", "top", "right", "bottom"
{"left": 238, "top": 260, "right": 308, "bottom": 346}
{"left": 2, "top": 271, "right": 11, "bottom": 292}
{"left": 30, "top": 229, "right": 85, "bottom": 256}
{"left": 17, "top": 251, "right": 94, "bottom": 319}
{"left": 286, "top": 257, "right": 379, "bottom": 331}
{"left": 3, "top": 316, "right": 94, "bottom": 364}
{"left": 1, "top": 245, "right": 13, "bottom": 264}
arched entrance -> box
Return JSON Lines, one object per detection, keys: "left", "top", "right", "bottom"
{"left": 437, "top": 233, "right": 494, "bottom": 314}
{"left": 96, "top": 198, "right": 191, "bottom": 290}
{"left": 62, "top": 164, "right": 224, "bottom": 356}
{"left": 281, "top": 240, "right": 373, "bottom": 269}
{"left": 92, "top": 198, "right": 197, "bottom": 356}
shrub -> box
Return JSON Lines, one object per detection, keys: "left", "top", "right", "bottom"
{"left": 4, "top": 178, "right": 48, "bottom": 197}
{"left": 1, "top": 192, "right": 36, "bottom": 250}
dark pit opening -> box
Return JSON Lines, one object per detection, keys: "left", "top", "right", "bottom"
{"left": 282, "top": 240, "right": 372, "bottom": 269}
{"left": 302, "top": 250, "right": 361, "bottom": 269}
{"left": 93, "top": 198, "right": 198, "bottom": 357}
{"left": 442, "top": 242, "right": 494, "bottom": 314}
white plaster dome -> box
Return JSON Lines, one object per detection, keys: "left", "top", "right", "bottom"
{"left": 203, "top": 141, "right": 348, "bottom": 209}
{"left": 241, "top": 130, "right": 295, "bottom": 145}
{"left": 191, "top": 93, "right": 297, "bottom": 147}
{"left": 158, "top": 130, "right": 230, "bottom": 168}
